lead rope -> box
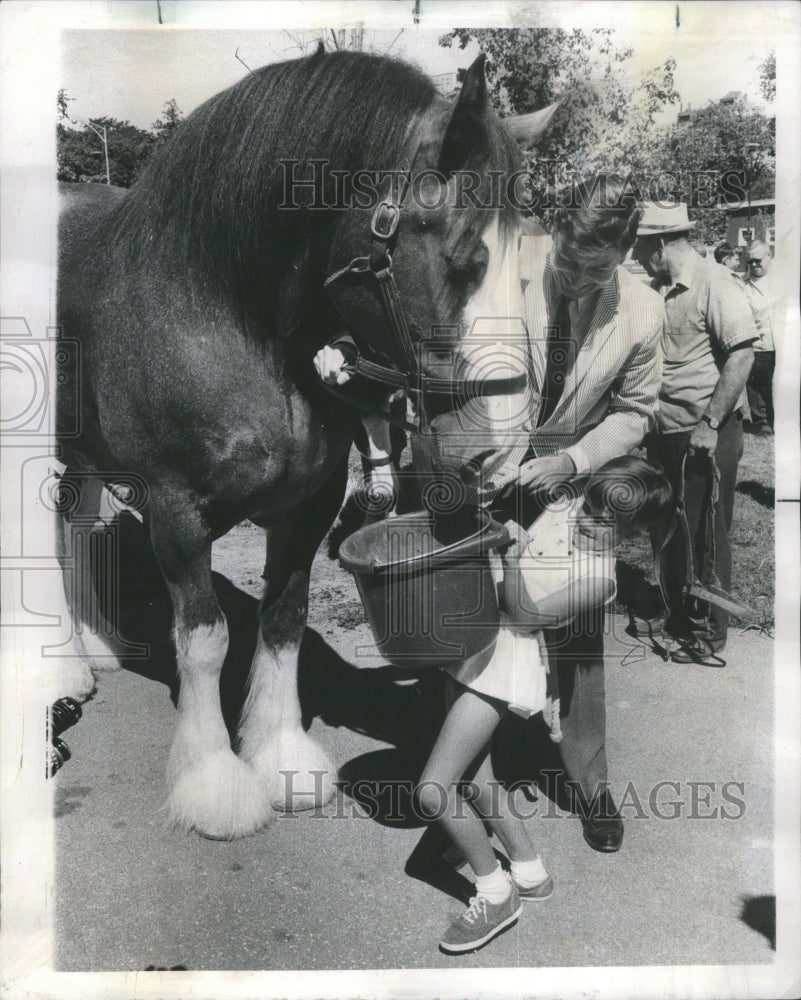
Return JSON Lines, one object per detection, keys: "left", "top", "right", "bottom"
{"left": 654, "top": 450, "right": 757, "bottom": 660}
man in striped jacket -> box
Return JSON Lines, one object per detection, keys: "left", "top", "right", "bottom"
{"left": 501, "top": 176, "right": 665, "bottom": 853}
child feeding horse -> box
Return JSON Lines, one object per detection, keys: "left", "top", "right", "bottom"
{"left": 318, "top": 352, "right": 674, "bottom": 955}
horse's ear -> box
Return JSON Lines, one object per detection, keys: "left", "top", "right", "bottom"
{"left": 505, "top": 98, "right": 564, "bottom": 147}
{"left": 437, "top": 54, "right": 490, "bottom": 176}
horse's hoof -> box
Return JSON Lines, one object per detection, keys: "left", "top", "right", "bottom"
{"left": 270, "top": 766, "right": 338, "bottom": 813}
{"left": 167, "top": 747, "right": 272, "bottom": 839}
{"left": 74, "top": 628, "right": 123, "bottom": 672}
{"left": 245, "top": 729, "right": 339, "bottom": 812}
{"left": 36, "top": 660, "right": 97, "bottom": 704}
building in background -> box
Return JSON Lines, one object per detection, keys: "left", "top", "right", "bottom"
{"left": 724, "top": 199, "right": 776, "bottom": 258}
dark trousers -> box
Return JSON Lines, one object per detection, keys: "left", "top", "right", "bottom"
{"left": 546, "top": 608, "right": 608, "bottom": 800}
{"left": 647, "top": 412, "right": 744, "bottom": 646}
{"left": 492, "top": 493, "right": 609, "bottom": 802}
{"left": 746, "top": 351, "right": 775, "bottom": 429}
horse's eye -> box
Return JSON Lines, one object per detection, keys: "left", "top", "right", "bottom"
{"left": 446, "top": 242, "right": 489, "bottom": 288}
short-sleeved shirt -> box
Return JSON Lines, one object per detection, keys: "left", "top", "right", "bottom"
{"left": 654, "top": 253, "right": 758, "bottom": 433}
{"left": 745, "top": 271, "right": 779, "bottom": 352}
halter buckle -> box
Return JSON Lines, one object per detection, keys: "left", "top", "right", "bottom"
{"left": 371, "top": 201, "right": 400, "bottom": 242}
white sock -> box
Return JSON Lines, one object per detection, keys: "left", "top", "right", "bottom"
{"left": 510, "top": 856, "right": 548, "bottom": 888}
{"left": 474, "top": 862, "right": 512, "bottom": 904}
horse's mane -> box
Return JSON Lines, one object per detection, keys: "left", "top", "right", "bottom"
{"left": 111, "top": 50, "right": 521, "bottom": 337}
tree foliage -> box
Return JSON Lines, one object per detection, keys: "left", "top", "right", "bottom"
{"left": 650, "top": 97, "right": 775, "bottom": 200}
{"left": 439, "top": 29, "right": 775, "bottom": 244}
{"left": 759, "top": 52, "right": 775, "bottom": 103}
{"left": 57, "top": 95, "right": 184, "bottom": 187}
{"left": 151, "top": 98, "right": 184, "bottom": 147}
{"left": 440, "top": 27, "right": 680, "bottom": 193}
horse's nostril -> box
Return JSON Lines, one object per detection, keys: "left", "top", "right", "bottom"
{"left": 459, "top": 462, "right": 481, "bottom": 486}
{"left": 459, "top": 450, "right": 496, "bottom": 486}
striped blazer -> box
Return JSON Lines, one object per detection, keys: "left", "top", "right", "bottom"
{"left": 519, "top": 235, "right": 664, "bottom": 475}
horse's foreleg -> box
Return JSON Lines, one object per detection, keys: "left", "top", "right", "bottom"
{"left": 356, "top": 414, "right": 399, "bottom": 524}
{"left": 238, "top": 460, "right": 348, "bottom": 811}
{"left": 150, "top": 507, "right": 270, "bottom": 839}
{"left": 46, "top": 472, "right": 126, "bottom": 703}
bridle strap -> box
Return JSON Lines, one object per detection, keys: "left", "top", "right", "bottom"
{"left": 369, "top": 181, "right": 419, "bottom": 377}
{"left": 337, "top": 352, "right": 527, "bottom": 399}
{"left": 323, "top": 174, "right": 528, "bottom": 418}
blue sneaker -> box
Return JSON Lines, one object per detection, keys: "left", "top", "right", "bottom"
{"left": 512, "top": 873, "right": 554, "bottom": 901}
{"left": 439, "top": 888, "right": 521, "bottom": 953}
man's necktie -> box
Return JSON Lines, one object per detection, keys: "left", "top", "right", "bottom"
{"left": 538, "top": 296, "right": 572, "bottom": 426}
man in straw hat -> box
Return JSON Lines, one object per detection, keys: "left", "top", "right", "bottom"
{"left": 633, "top": 201, "right": 758, "bottom": 666}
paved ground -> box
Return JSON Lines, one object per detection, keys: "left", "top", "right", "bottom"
{"left": 51, "top": 528, "right": 775, "bottom": 974}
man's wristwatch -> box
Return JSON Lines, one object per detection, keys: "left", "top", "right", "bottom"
{"left": 701, "top": 414, "right": 721, "bottom": 430}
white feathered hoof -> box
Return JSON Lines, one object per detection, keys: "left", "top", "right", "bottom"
{"left": 247, "top": 729, "right": 338, "bottom": 812}
{"left": 167, "top": 746, "right": 272, "bottom": 840}
{"left": 74, "top": 627, "right": 122, "bottom": 672}
{"left": 37, "top": 660, "right": 97, "bottom": 705}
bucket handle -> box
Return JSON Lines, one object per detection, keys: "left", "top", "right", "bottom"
{"left": 367, "top": 510, "right": 509, "bottom": 574}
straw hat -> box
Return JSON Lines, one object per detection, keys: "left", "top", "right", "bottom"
{"left": 637, "top": 201, "right": 695, "bottom": 235}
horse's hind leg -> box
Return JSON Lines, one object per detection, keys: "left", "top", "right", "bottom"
{"left": 149, "top": 502, "right": 269, "bottom": 839}
{"left": 238, "top": 460, "right": 348, "bottom": 812}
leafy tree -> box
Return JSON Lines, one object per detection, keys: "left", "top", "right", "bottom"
{"left": 439, "top": 29, "right": 773, "bottom": 245}
{"left": 759, "top": 52, "right": 775, "bottom": 103}
{"left": 654, "top": 97, "right": 774, "bottom": 197}
{"left": 57, "top": 87, "right": 75, "bottom": 122}
{"left": 632, "top": 94, "right": 775, "bottom": 244}
{"left": 439, "top": 27, "right": 679, "bottom": 206}
{"left": 150, "top": 98, "right": 184, "bottom": 147}
{"left": 57, "top": 116, "right": 156, "bottom": 186}
{"left": 57, "top": 93, "right": 184, "bottom": 187}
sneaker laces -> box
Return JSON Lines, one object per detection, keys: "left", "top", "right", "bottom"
{"left": 461, "top": 895, "right": 489, "bottom": 925}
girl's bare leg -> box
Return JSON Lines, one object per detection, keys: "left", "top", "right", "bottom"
{"left": 415, "top": 686, "right": 505, "bottom": 878}
{"left": 468, "top": 752, "right": 539, "bottom": 863}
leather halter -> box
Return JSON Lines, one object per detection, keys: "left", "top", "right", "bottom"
{"left": 323, "top": 187, "right": 527, "bottom": 419}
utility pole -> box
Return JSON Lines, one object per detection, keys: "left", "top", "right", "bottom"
{"left": 86, "top": 120, "right": 110, "bottom": 185}
{"left": 743, "top": 142, "right": 761, "bottom": 244}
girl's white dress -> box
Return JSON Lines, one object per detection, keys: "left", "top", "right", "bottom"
{"left": 444, "top": 497, "right": 616, "bottom": 718}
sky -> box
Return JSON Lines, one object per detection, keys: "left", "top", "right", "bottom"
{"left": 57, "top": 2, "right": 782, "bottom": 132}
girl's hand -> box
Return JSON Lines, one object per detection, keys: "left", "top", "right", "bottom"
{"left": 502, "top": 519, "right": 530, "bottom": 558}
{"left": 313, "top": 345, "right": 352, "bottom": 386}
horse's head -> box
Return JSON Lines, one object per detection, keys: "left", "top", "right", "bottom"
{"left": 324, "top": 55, "right": 556, "bottom": 501}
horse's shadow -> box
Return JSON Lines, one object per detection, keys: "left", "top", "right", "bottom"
{"left": 110, "top": 513, "right": 446, "bottom": 748}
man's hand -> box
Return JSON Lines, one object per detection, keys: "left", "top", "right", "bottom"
{"left": 515, "top": 453, "right": 576, "bottom": 495}
{"left": 313, "top": 345, "right": 352, "bottom": 386}
{"left": 688, "top": 419, "right": 718, "bottom": 457}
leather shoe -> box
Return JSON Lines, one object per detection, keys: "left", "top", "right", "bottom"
{"left": 576, "top": 790, "right": 624, "bottom": 853}
{"left": 670, "top": 635, "right": 726, "bottom": 667}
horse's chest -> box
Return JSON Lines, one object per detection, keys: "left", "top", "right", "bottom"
{"left": 206, "top": 395, "right": 349, "bottom": 515}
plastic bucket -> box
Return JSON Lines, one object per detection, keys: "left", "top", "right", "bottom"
{"left": 339, "top": 510, "right": 509, "bottom": 668}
